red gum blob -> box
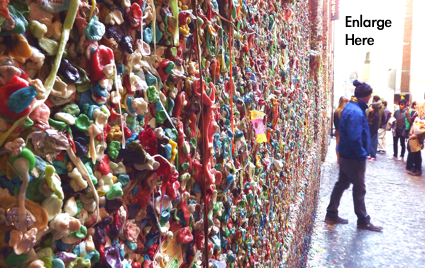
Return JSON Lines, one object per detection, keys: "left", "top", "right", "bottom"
{"left": 133, "top": 186, "right": 152, "bottom": 210}
{"left": 191, "top": 159, "right": 203, "bottom": 184}
{"left": 157, "top": 59, "right": 171, "bottom": 81}
{"left": 29, "top": 103, "right": 51, "bottom": 130}
{"left": 99, "top": 244, "right": 105, "bottom": 265}
{"left": 195, "top": 230, "right": 204, "bottom": 249}
{"left": 178, "top": 10, "right": 193, "bottom": 25}
{"left": 132, "top": 263, "right": 141, "bottom": 268}
{"left": 177, "top": 122, "right": 191, "bottom": 171}
{"left": 109, "top": 109, "right": 121, "bottom": 122}
{"left": 193, "top": 79, "right": 222, "bottom": 187}
{"left": 98, "top": 154, "right": 110, "bottom": 175}
{"left": 178, "top": 191, "right": 189, "bottom": 225}
{"left": 139, "top": 127, "right": 158, "bottom": 156}
{"left": 154, "top": 155, "right": 180, "bottom": 203}
{"left": 130, "top": 3, "right": 142, "bottom": 19}
{"left": 56, "top": 151, "right": 66, "bottom": 161}
{"left": 177, "top": 39, "right": 184, "bottom": 59}
{"left": 177, "top": 226, "right": 193, "bottom": 244}
{"left": 123, "top": 125, "right": 132, "bottom": 139}
{"left": 123, "top": 75, "right": 135, "bottom": 95}
{"left": 166, "top": 176, "right": 180, "bottom": 200}
{"left": 91, "top": 45, "right": 114, "bottom": 82}
{"left": 172, "top": 91, "right": 187, "bottom": 118}
{"left": 0, "top": 76, "right": 32, "bottom": 121}
{"left": 97, "top": 123, "right": 111, "bottom": 141}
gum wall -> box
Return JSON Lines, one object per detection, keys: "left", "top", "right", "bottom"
{"left": 0, "top": 0, "right": 333, "bottom": 267}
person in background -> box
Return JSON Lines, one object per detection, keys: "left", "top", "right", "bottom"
{"left": 406, "top": 101, "right": 418, "bottom": 134}
{"left": 392, "top": 99, "right": 411, "bottom": 161}
{"left": 325, "top": 79, "right": 383, "bottom": 232}
{"left": 406, "top": 101, "right": 425, "bottom": 176}
{"left": 378, "top": 101, "right": 391, "bottom": 154}
{"left": 367, "top": 103, "right": 380, "bottom": 161}
{"left": 366, "top": 96, "right": 384, "bottom": 124}
{"left": 369, "top": 96, "right": 384, "bottom": 123}
{"left": 334, "top": 97, "right": 349, "bottom": 163}
{"left": 406, "top": 101, "right": 419, "bottom": 171}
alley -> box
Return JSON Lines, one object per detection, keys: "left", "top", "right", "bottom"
{"left": 306, "top": 134, "right": 425, "bottom": 268}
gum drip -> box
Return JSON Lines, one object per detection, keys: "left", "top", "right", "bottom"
{"left": 88, "top": 0, "right": 97, "bottom": 22}
{"left": 14, "top": 158, "right": 30, "bottom": 233}
{"left": 115, "top": 69, "right": 126, "bottom": 149}
{"left": 66, "top": 147, "right": 101, "bottom": 224}
{"left": 169, "top": 0, "right": 179, "bottom": 46}
{"left": 147, "top": 0, "right": 156, "bottom": 55}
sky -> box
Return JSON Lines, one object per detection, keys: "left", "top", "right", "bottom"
{"left": 332, "top": 0, "right": 405, "bottom": 103}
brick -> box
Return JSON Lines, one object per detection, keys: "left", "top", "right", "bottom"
{"left": 403, "top": 16, "right": 413, "bottom": 43}
{"left": 400, "top": 71, "right": 410, "bottom": 92}
{"left": 402, "top": 44, "right": 412, "bottom": 70}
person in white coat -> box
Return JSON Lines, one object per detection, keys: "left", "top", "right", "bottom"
{"left": 377, "top": 101, "right": 391, "bottom": 154}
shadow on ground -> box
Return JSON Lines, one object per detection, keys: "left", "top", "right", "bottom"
{"left": 306, "top": 133, "right": 425, "bottom": 268}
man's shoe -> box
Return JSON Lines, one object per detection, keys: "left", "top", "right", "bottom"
{"left": 397, "top": 157, "right": 403, "bottom": 161}
{"left": 379, "top": 150, "right": 386, "bottom": 154}
{"left": 325, "top": 216, "right": 349, "bottom": 224}
{"left": 357, "top": 222, "right": 383, "bottom": 232}
{"left": 408, "top": 170, "right": 422, "bottom": 176}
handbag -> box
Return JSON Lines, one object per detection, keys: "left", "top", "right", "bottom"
{"left": 386, "top": 116, "right": 395, "bottom": 131}
{"left": 412, "top": 117, "right": 425, "bottom": 135}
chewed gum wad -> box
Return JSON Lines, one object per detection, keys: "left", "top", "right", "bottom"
{"left": 0, "top": 0, "right": 326, "bottom": 267}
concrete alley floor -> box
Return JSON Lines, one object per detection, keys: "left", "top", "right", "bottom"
{"left": 306, "top": 133, "right": 425, "bottom": 268}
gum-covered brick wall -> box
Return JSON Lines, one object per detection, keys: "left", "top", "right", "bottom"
{"left": 0, "top": 0, "right": 332, "bottom": 266}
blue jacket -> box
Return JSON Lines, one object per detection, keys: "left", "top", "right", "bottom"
{"left": 337, "top": 97, "right": 370, "bottom": 162}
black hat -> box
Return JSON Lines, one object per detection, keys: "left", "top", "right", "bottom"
{"left": 353, "top": 80, "right": 372, "bottom": 97}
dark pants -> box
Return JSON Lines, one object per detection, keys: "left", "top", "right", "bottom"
{"left": 326, "top": 156, "right": 370, "bottom": 225}
{"left": 393, "top": 135, "right": 406, "bottom": 158}
{"left": 406, "top": 145, "right": 414, "bottom": 170}
{"left": 406, "top": 145, "right": 422, "bottom": 172}
{"left": 369, "top": 133, "right": 378, "bottom": 158}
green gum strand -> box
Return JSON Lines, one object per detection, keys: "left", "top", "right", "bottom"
{"left": 169, "top": 0, "right": 179, "bottom": 46}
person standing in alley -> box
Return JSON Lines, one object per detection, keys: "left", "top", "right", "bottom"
{"left": 366, "top": 96, "right": 384, "bottom": 157}
{"left": 378, "top": 101, "right": 391, "bottom": 154}
{"left": 325, "top": 79, "right": 383, "bottom": 232}
{"left": 367, "top": 103, "right": 380, "bottom": 161}
{"left": 392, "top": 99, "right": 411, "bottom": 161}
{"left": 406, "top": 101, "right": 422, "bottom": 175}
{"left": 334, "top": 97, "right": 349, "bottom": 163}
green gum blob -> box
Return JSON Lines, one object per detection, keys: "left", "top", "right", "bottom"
{"left": 68, "top": 225, "right": 87, "bottom": 239}
{"left": 147, "top": 86, "right": 160, "bottom": 102}
{"left": 74, "top": 114, "right": 89, "bottom": 132}
{"left": 48, "top": 118, "right": 67, "bottom": 131}
{"left": 63, "top": 104, "right": 80, "bottom": 116}
{"left": 45, "top": 165, "right": 64, "bottom": 200}
{"left": 108, "top": 141, "right": 121, "bottom": 159}
{"left": 155, "top": 110, "right": 167, "bottom": 124}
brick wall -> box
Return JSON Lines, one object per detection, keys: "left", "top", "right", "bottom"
{"left": 401, "top": 0, "right": 413, "bottom": 92}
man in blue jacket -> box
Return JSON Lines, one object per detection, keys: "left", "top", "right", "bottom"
{"left": 325, "top": 80, "right": 383, "bottom": 232}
